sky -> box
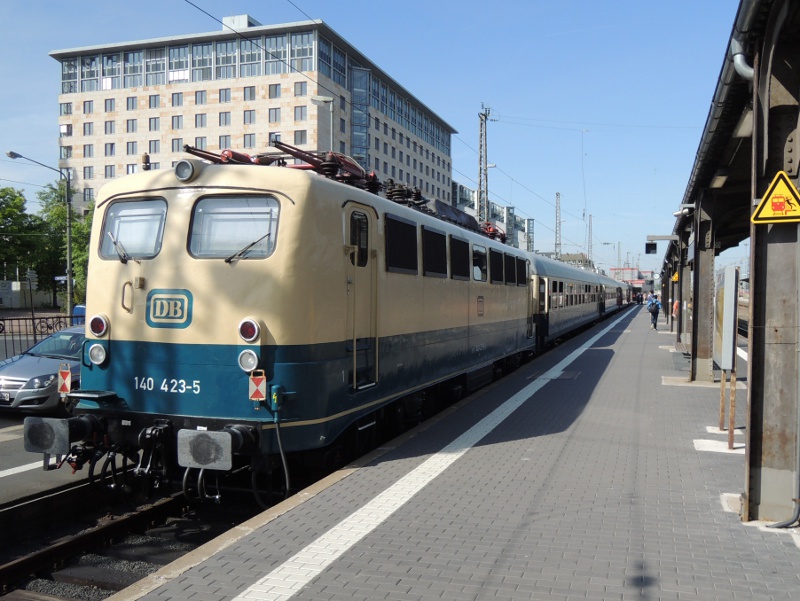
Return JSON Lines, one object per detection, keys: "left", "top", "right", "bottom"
{"left": 0, "top": 0, "right": 747, "bottom": 276}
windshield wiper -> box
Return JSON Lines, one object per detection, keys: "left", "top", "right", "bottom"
{"left": 107, "top": 232, "right": 131, "bottom": 264}
{"left": 225, "top": 233, "right": 270, "bottom": 263}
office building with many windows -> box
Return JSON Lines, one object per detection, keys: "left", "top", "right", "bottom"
{"left": 53, "top": 15, "right": 457, "bottom": 209}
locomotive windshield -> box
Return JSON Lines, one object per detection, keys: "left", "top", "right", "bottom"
{"left": 99, "top": 199, "right": 167, "bottom": 260}
{"left": 189, "top": 195, "right": 279, "bottom": 260}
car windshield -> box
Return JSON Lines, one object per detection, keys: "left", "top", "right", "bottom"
{"left": 26, "top": 331, "right": 85, "bottom": 360}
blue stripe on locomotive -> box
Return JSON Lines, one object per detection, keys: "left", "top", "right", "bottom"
{"left": 77, "top": 317, "right": 532, "bottom": 453}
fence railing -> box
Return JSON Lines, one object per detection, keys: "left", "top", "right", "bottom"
{"left": 0, "top": 315, "right": 82, "bottom": 361}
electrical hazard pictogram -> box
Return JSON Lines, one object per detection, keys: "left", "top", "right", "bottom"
{"left": 752, "top": 171, "right": 800, "bottom": 223}
{"left": 58, "top": 364, "right": 71, "bottom": 395}
{"left": 249, "top": 370, "right": 267, "bottom": 401}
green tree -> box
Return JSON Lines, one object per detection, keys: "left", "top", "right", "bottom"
{"left": 0, "top": 186, "right": 39, "bottom": 281}
{"left": 71, "top": 202, "right": 94, "bottom": 305}
{"left": 33, "top": 181, "right": 94, "bottom": 309}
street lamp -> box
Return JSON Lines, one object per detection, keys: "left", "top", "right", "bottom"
{"left": 6, "top": 150, "right": 73, "bottom": 319}
{"left": 310, "top": 95, "right": 334, "bottom": 152}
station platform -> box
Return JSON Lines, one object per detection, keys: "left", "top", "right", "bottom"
{"left": 114, "top": 306, "right": 800, "bottom": 601}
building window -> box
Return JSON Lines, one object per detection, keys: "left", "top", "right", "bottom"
{"left": 243, "top": 110, "right": 256, "bottom": 125}
{"left": 240, "top": 38, "right": 262, "bottom": 77}
{"left": 84, "top": 100, "right": 93, "bottom": 114}
{"left": 219, "top": 135, "right": 231, "bottom": 149}
{"left": 192, "top": 42, "right": 212, "bottom": 81}
{"left": 243, "top": 86, "right": 256, "bottom": 101}
{"left": 60, "top": 124, "right": 73, "bottom": 138}
{"left": 105, "top": 165, "right": 115, "bottom": 178}
{"left": 268, "top": 108, "right": 280, "bottom": 123}
{"left": 195, "top": 90, "right": 207, "bottom": 105}
{"left": 269, "top": 84, "right": 280, "bottom": 99}
{"left": 172, "top": 115, "right": 183, "bottom": 129}
{"left": 294, "top": 81, "right": 306, "bottom": 97}
{"left": 105, "top": 143, "right": 115, "bottom": 156}
{"left": 219, "top": 111, "right": 231, "bottom": 126}
{"left": 294, "top": 106, "right": 307, "bottom": 121}
{"left": 195, "top": 113, "right": 207, "bottom": 128}
{"left": 126, "top": 119, "right": 137, "bottom": 133}
{"left": 149, "top": 139, "right": 160, "bottom": 154}
{"left": 60, "top": 102, "right": 72, "bottom": 116}
{"left": 269, "top": 132, "right": 281, "bottom": 144}
{"left": 216, "top": 41, "right": 237, "bottom": 79}
{"left": 265, "top": 34, "right": 287, "bottom": 75}
{"left": 105, "top": 120, "right": 115, "bottom": 134}
{"left": 294, "top": 130, "right": 307, "bottom": 145}
{"left": 60, "top": 146, "right": 72, "bottom": 159}
{"left": 149, "top": 95, "right": 160, "bottom": 109}
{"left": 83, "top": 122, "right": 93, "bottom": 136}
{"left": 244, "top": 133, "right": 256, "bottom": 148}
{"left": 172, "top": 138, "right": 183, "bottom": 152}
{"left": 169, "top": 46, "right": 189, "bottom": 83}
{"left": 149, "top": 117, "right": 160, "bottom": 131}
{"left": 195, "top": 136, "right": 207, "bottom": 150}
{"left": 127, "top": 141, "right": 138, "bottom": 155}
{"left": 127, "top": 164, "right": 137, "bottom": 174}
{"left": 340, "top": 118, "right": 346, "bottom": 133}
{"left": 83, "top": 166, "right": 93, "bottom": 180}
{"left": 104, "top": 98, "right": 115, "bottom": 112}
{"left": 126, "top": 96, "right": 137, "bottom": 110}
{"left": 219, "top": 88, "right": 231, "bottom": 103}
{"left": 83, "top": 144, "right": 93, "bottom": 158}
{"left": 84, "top": 188, "right": 94, "bottom": 203}
{"left": 290, "top": 32, "right": 313, "bottom": 71}
{"left": 172, "top": 92, "right": 183, "bottom": 107}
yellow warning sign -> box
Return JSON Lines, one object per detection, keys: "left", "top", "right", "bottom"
{"left": 672, "top": 272, "right": 679, "bottom": 282}
{"left": 752, "top": 171, "right": 800, "bottom": 223}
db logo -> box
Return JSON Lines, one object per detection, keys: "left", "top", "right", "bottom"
{"left": 146, "top": 289, "right": 193, "bottom": 329}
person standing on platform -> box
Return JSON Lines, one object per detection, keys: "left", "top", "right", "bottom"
{"left": 647, "top": 294, "right": 662, "bottom": 330}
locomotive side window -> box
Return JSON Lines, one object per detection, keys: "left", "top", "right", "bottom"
{"left": 99, "top": 198, "right": 167, "bottom": 260}
{"left": 421, "top": 226, "right": 447, "bottom": 278}
{"left": 472, "top": 245, "right": 487, "bottom": 282}
{"left": 349, "top": 212, "right": 368, "bottom": 267}
{"left": 516, "top": 257, "right": 527, "bottom": 286}
{"left": 489, "top": 249, "right": 503, "bottom": 284}
{"left": 189, "top": 195, "right": 279, "bottom": 259}
{"left": 385, "top": 213, "right": 417, "bottom": 275}
{"left": 504, "top": 253, "right": 516, "bottom": 285}
{"left": 450, "top": 236, "right": 470, "bottom": 281}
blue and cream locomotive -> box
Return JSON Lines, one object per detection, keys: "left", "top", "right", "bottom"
{"left": 24, "top": 143, "right": 628, "bottom": 501}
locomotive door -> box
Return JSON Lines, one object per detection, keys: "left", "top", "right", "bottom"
{"left": 345, "top": 205, "right": 378, "bottom": 390}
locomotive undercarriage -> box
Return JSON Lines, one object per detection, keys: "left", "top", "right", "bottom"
{"left": 23, "top": 354, "right": 530, "bottom": 506}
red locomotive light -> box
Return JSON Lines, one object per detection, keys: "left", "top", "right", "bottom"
{"left": 238, "top": 318, "right": 260, "bottom": 343}
{"left": 90, "top": 315, "right": 109, "bottom": 337}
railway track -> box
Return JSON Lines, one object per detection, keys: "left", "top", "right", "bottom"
{"left": 0, "top": 483, "right": 259, "bottom": 600}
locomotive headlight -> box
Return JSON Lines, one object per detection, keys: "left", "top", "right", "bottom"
{"left": 175, "top": 159, "right": 202, "bottom": 182}
{"left": 89, "top": 314, "right": 109, "bottom": 338}
{"left": 88, "top": 343, "right": 108, "bottom": 366}
{"left": 238, "top": 318, "right": 260, "bottom": 343}
{"left": 237, "top": 349, "right": 259, "bottom": 372}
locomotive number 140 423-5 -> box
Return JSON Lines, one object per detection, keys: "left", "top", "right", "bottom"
{"left": 134, "top": 376, "right": 201, "bottom": 394}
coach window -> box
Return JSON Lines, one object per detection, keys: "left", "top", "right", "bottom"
{"left": 422, "top": 226, "right": 447, "bottom": 278}
{"left": 189, "top": 195, "right": 279, "bottom": 259}
{"left": 349, "top": 212, "right": 368, "bottom": 267}
{"left": 472, "top": 245, "right": 487, "bottom": 282}
{"left": 99, "top": 199, "right": 167, "bottom": 260}
{"left": 385, "top": 213, "right": 417, "bottom": 274}
{"left": 489, "top": 249, "right": 503, "bottom": 284}
{"left": 450, "top": 236, "right": 470, "bottom": 280}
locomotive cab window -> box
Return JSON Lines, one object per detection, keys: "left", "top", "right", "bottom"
{"left": 189, "top": 195, "right": 279, "bottom": 259}
{"left": 385, "top": 213, "right": 418, "bottom": 275}
{"left": 99, "top": 198, "right": 167, "bottom": 260}
{"left": 422, "top": 225, "right": 447, "bottom": 278}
